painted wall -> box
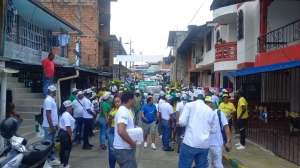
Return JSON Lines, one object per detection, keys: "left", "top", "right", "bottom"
{"left": 4, "top": 41, "right": 69, "bottom": 65}
{"left": 227, "top": 23, "right": 237, "bottom": 42}
{"left": 268, "top": 0, "right": 300, "bottom": 31}
{"left": 196, "top": 28, "right": 215, "bottom": 68}
{"left": 237, "top": 0, "right": 260, "bottom": 67}
{"left": 255, "top": 43, "right": 300, "bottom": 67}
{"left": 213, "top": 4, "right": 237, "bottom": 23}
{"left": 214, "top": 60, "right": 238, "bottom": 71}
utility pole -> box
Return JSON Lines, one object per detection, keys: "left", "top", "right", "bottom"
{"left": 119, "top": 37, "right": 122, "bottom": 80}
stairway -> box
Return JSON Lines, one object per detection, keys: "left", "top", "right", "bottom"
{"left": 2, "top": 74, "right": 45, "bottom": 143}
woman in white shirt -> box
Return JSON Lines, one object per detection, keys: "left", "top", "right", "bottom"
{"left": 59, "top": 100, "right": 75, "bottom": 168}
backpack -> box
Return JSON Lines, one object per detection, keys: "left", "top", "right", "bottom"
{"left": 217, "top": 110, "right": 227, "bottom": 143}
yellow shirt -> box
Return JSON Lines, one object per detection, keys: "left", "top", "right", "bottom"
{"left": 109, "top": 108, "right": 118, "bottom": 127}
{"left": 109, "top": 108, "right": 135, "bottom": 127}
{"left": 237, "top": 97, "right": 248, "bottom": 119}
{"left": 173, "top": 102, "right": 178, "bottom": 112}
{"left": 218, "top": 102, "right": 236, "bottom": 116}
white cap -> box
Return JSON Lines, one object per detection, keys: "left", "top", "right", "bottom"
{"left": 135, "top": 90, "right": 141, "bottom": 94}
{"left": 222, "top": 89, "right": 228, "bottom": 93}
{"left": 175, "top": 93, "right": 181, "bottom": 97}
{"left": 71, "top": 88, "right": 78, "bottom": 92}
{"left": 165, "top": 95, "right": 172, "bottom": 100}
{"left": 48, "top": 85, "right": 57, "bottom": 92}
{"left": 194, "top": 90, "right": 205, "bottom": 98}
{"left": 102, "top": 93, "right": 110, "bottom": 99}
{"left": 63, "top": 100, "right": 72, "bottom": 107}
{"left": 181, "top": 94, "right": 188, "bottom": 100}
{"left": 76, "top": 91, "right": 84, "bottom": 96}
{"left": 85, "top": 88, "right": 93, "bottom": 94}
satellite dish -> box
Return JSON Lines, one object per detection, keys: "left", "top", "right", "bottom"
{"left": 73, "top": 50, "right": 82, "bottom": 58}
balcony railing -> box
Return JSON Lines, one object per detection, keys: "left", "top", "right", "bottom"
{"left": 6, "top": 34, "right": 68, "bottom": 57}
{"left": 215, "top": 42, "right": 237, "bottom": 61}
{"left": 258, "top": 19, "right": 300, "bottom": 53}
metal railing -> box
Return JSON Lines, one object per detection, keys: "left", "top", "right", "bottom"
{"left": 258, "top": 19, "right": 300, "bottom": 53}
{"left": 215, "top": 42, "right": 237, "bottom": 61}
{"left": 6, "top": 34, "right": 51, "bottom": 52}
{"left": 236, "top": 68, "right": 300, "bottom": 166}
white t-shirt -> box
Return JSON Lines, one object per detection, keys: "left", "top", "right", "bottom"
{"left": 42, "top": 96, "right": 59, "bottom": 127}
{"left": 72, "top": 99, "right": 84, "bottom": 118}
{"left": 158, "top": 99, "right": 165, "bottom": 111}
{"left": 113, "top": 105, "right": 135, "bottom": 149}
{"left": 176, "top": 101, "right": 186, "bottom": 116}
{"left": 82, "top": 97, "right": 93, "bottom": 119}
{"left": 110, "top": 85, "right": 118, "bottom": 92}
{"left": 59, "top": 112, "right": 75, "bottom": 131}
{"left": 210, "top": 109, "right": 228, "bottom": 146}
{"left": 159, "top": 102, "right": 174, "bottom": 120}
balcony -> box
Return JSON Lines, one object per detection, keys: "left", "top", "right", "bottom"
{"left": 258, "top": 19, "right": 300, "bottom": 53}
{"left": 213, "top": 4, "right": 237, "bottom": 24}
{"left": 215, "top": 42, "right": 237, "bottom": 62}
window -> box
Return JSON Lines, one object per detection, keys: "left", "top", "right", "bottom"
{"left": 237, "top": 10, "right": 244, "bottom": 40}
{"left": 193, "top": 50, "right": 196, "bottom": 59}
{"left": 216, "top": 30, "right": 220, "bottom": 42}
{"left": 21, "top": 18, "right": 49, "bottom": 51}
{"left": 206, "top": 31, "right": 212, "bottom": 52}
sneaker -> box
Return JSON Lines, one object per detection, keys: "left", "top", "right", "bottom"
{"left": 100, "top": 146, "right": 108, "bottom": 151}
{"left": 151, "top": 143, "right": 156, "bottom": 150}
{"left": 43, "top": 161, "right": 52, "bottom": 168}
{"left": 180, "top": 135, "right": 184, "bottom": 139}
{"left": 171, "top": 140, "right": 177, "bottom": 144}
{"left": 48, "top": 159, "right": 60, "bottom": 166}
{"left": 235, "top": 142, "right": 241, "bottom": 146}
{"left": 159, "top": 135, "right": 162, "bottom": 139}
{"left": 144, "top": 142, "right": 148, "bottom": 148}
{"left": 60, "top": 164, "right": 71, "bottom": 168}
{"left": 236, "top": 145, "right": 246, "bottom": 150}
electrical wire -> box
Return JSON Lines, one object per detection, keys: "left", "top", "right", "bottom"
{"left": 51, "top": 0, "right": 62, "bottom": 30}
{"left": 14, "top": 7, "right": 37, "bottom": 58}
{"left": 188, "top": 0, "right": 207, "bottom": 25}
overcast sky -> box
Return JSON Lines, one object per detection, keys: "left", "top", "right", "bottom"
{"left": 111, "top": 0, "right": 213, "bottom": 59}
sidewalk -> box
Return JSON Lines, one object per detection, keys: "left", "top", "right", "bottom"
{"left": 224, "top": 136, "right": 299, "bottom": 168}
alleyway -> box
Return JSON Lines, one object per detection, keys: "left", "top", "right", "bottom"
{"left": 58, "top": 131, "right": 232, "bottom": 168}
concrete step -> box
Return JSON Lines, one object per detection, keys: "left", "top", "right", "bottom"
{"left": 9, "top": 88, "right": 32, "bottom": 93}
{"left": 14, "top": 99, "right": 44, "bottom": 105}
{"left": 0, "top": 77, "right": 19, "bottom": 82}
{"left": 18, "top": 112, "right": 40, "bottom": 119}
{"left": 21, "top": 119, "right": 36, "bottom": 126}
{"left": 6, "top": 82, "right": 25, "bottom": 88}
{"left": 20, "top": 131, "right": 37, "bottom": 141}
{"left": 18, "top": 125, "right": 35, "bottom": 135}
{"left": 13, "top": 93, "right": 44, "bottom": 99}
{"left": 15, "top": 105, "right": 43, "bottom": 112}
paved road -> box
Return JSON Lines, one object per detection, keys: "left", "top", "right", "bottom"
{"left": 56, "top": 131, "right": 232, "bottom": 168}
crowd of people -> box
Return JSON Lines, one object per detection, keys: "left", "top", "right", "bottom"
{"left": 39, "top": 79, "right": 248, "bottom": 168}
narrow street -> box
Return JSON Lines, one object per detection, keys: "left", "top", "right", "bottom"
{"left": 60, "top": 131, "right": 233, "bottom": 168}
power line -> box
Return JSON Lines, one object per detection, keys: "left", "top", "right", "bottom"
{"left": 188, "top": 0, "right": 207, "bottom": 25}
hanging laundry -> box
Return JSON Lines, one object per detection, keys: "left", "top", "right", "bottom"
{"left": 58, "top": 33, "right": 70, "bottom": 47}
{"left": 52, "top": 35, "right": 59, "bottom": 47}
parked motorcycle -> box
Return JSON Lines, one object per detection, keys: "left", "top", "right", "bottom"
{"left": 0, "top": 117, "right": 54, "bottom": 168}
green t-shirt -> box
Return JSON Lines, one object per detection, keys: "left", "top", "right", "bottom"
{"left": 107, "top": 99, "right": 113, "bottom": 109}
{"left": 68, "top": 94, "right": 77, "bottom": 102}
{"left": 219, "top": 97, "right": 224, "bottom": 104}
{"left": 170, "top": 91, "right": 176, "bottom": 98}
{"left": 101, "top": 102, "right": 111, "bottom": 118}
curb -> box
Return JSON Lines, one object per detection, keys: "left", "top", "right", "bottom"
{"left": 223, "top": 154, "right": 248, "bottom": 168}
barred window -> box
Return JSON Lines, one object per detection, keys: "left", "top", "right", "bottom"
{"left": 237, "top": 10, "right": 244, "bottom": 40}
{"left": 21, "top": 18, "right": 49, "bottom": 51}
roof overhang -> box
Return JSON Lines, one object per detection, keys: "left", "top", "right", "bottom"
{"left": 13, "top": 0, "right": 82, "bottom": 33}
{"left": 177, "top": 23, "right": 214, "bottom": 52}
{"left": 224, "top": 60, "right": 300, "bottom": 77}
{"left": 210, "top": 0, "right": 255, "bottom": 10}
{"left": 0, "top": 67, "right": 19, "bottom": 73}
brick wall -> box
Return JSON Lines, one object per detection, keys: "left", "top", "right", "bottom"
{"left": 38, "top": 0, "right": 111, "bottom": 68}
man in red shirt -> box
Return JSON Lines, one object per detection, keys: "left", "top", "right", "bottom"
{"left": 42, "top": 52, "right": 62, "bottom": 97}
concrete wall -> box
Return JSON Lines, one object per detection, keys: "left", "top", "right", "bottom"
{"left": 5, "top": 41, "right": 69, "bottom": 65}
{"left": 227, "top": 23, "right": 237, "bottom": 42}
{"left": 196, "top": 28, "right": 215, "bottom": 67}
{"left": 268, "top": 0, "right": 300, "bottom": 31}
{"left": 237, "top": 0, "right": 260, "bottom": 66}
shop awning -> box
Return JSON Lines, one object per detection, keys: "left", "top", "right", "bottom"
{"left": 13, "top": 0, "right": 82, "bottom": 33}
{"left": 210, "top": 0, "right": 255, "bottom": 10}
{"left": 224, "top": 61, "right": 300, "bottom": 77}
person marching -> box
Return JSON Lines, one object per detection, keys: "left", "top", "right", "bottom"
{"left": 99, "top": 92, "right": 111, "bottom": 151}
{"left": 107, "top": 96, "right": 122, "bottom": 168}
{"left": 218, "top": 94, "right": 236, "bottom": 133}
{"left": 58, "top": 100, "right": 75, "bottom": 168}
{"left": 175, "top": 94, "right": 188, "bottom": 153}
